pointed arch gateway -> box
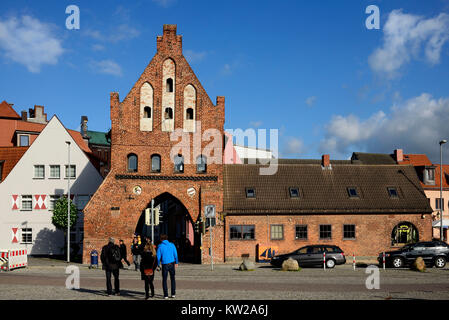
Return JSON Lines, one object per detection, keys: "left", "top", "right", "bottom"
{"left": 135, "top": 192, "right": 200, "bottom": 263}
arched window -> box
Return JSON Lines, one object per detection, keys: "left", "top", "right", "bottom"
{"left": 186, "top": 108, "right": 194, "bottom": 120}
{"left": 127, "top": 154, "right": 138, "bottom": 172}
{"left": 144, "top": 106, "right": 151, "bottom": 118}
{"left": 166, "top": 78, "right": 174, "bottom": 93}
{"left": 174, "top": 154, "right": 184, "bottom": 173}
{"left": 196, "top": 155, "right": 207, "bottom": 173}
{"left": 391, "top": 222, "right": 419, "bottom": 245}
{"left": 151, "top": 154, "right": 161, "bottom": 173}
{"left": 164, "top": 107, "right": 173, "bottom": 120}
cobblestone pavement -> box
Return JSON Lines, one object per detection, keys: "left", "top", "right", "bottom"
{"left": 1, "top": 258, "right": 449, "bottom": 300}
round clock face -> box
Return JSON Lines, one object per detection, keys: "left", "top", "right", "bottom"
{"left": 133, "top": 186, "right": 142, "bottom": 195}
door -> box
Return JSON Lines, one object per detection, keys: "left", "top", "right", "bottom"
{"left": 307, "top": 246, "right": 324, "bottom": 266}
{"left": 293, "top": 247, "right": 308, "bottom": 266}
{"left": 404, "top": 243, "right": 424, "bottom": 264}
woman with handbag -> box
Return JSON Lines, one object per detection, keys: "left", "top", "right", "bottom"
{"left": 140, "top": 242, "right": 157, "bottom": 299}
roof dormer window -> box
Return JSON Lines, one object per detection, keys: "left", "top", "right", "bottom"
{"left": 289, "top": 187, "right": 299, "bottom": 198}
{"left": 347, "top": 187, "right": 359, "bottom": 198}
{"left": 246, "top": 187, "right": 256, "bottom": 198}
{"left": 388, "top": 187, "right": 399, "bottom": 198}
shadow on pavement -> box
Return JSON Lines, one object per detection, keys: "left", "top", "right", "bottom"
{"left": 74, "top": 288, "right": 168, "bottom": 300}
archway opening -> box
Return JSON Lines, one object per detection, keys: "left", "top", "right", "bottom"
{"left": 135, "top": 192, "right": 200, "bottom": 263}
{"left": 391, "top": 221, "right": 419, "bottom": 246}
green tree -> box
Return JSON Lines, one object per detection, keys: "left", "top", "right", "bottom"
{"left": 51, "top": 196, "right": 78, "bottom": 230}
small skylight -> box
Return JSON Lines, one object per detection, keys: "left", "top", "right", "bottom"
{"left": 246, "top": 188, "right": 256, "bottom": 198}
{"left": 388, "top": 187, "right": 399, "bottom": 198}
{"left": 347, "top": 187, "right": 359, "bottom": 198}
{"left": 289, "top": 187, "right": 299, "bottom": 198}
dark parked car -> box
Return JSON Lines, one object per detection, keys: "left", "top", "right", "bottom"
{"left": 378, "top": 241, "right": 449, "bottom": 268}
{"left": 270, "top": 245, "right": 346, "bottom": 268}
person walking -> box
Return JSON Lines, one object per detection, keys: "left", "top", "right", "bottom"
{"left": 100, "top": 237, "right": 121, "bottom": 296}
{"left": 119, "top": 239, "right": 130, "bottom": 269}
{"left": 156, "top": 234, "right": 178, "bottom": 299}
{"left": 131, "top": 237, "right": 142, "bottom": 271}
{"left": 140, "top": 242, "right": 157, "bottom": 299}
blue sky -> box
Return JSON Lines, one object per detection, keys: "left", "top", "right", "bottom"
{"left": 1, "top": 0, "right": 449, "bottom": 162}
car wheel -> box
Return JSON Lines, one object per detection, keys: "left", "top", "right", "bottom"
{"left": 434, "top": 256, "right": 446, "bottom": 268}
{"left": 392, "top": 257, "right": 404, "bottom": 268}
{"left": 325, "top": 259, "right": 336, "bottom": 269}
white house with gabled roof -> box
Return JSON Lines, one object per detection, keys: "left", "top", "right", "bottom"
{"left": 0, "top": 116, "right": 103, "bottom": 256}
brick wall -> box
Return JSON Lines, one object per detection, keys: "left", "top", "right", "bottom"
{"left": 224, "top": 213, "right": 432, "bottom": 261}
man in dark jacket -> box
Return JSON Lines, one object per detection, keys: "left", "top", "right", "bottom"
{"left": 100, "top": 237, "right": 121, "bottom": 296}
{"left": 119, "top": 239, "right": 130, "bottom": 269}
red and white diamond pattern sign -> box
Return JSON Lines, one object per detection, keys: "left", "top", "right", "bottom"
{"left": 11, "top": 195, "right": 19, "bottom": 210}
{"left": 11, "top": 228, "right": 18, "bottom": 243}
{"left": 34, "top": 195, "right": 47, "bottom": 210}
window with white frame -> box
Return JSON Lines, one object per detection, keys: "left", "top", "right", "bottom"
{"left": 34, "top": 165, "right": 45, "bottom": 179}
{"left": 21, "top": 195, "right": 33, "bottom": 211}
{"left": 49, "top": 195, "right": 61, "bottom": 211}
{"left": 65, "top": 165, "right": 76, "bottom": 179}
{"left": 18, "top": 135, "right": 29, "bottom": 147}
{"left": 49, "top": 165, "right": 60, "bottom": 179}
{"left": 21, "top": 228, "right": 32, "bottom": 244}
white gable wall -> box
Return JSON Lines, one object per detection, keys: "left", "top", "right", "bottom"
{"left": 0, "top": 116, "right": 103, "bottom": 255}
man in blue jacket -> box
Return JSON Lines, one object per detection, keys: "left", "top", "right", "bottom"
{"left": 156, "top": 234, "right": 178, "bottom": 299}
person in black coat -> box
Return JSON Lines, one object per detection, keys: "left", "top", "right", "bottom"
{"left": 100, "top": 237, "right": 121, "bottom": 296}
{"left": 140, "top": 242, "right": 157, "bottom": 299}
{"left": 119, "top": 239, "right": 130, "bottom": 269}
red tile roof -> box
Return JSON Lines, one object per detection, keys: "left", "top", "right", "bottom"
{"left": 0, "top": 147, "right": 28, "bottom": 181}
{"left": 399, "top": 154, "right": 432, "bottom": 166}
{"left": 0, "top": 101, "right": 21, "bottom": 119}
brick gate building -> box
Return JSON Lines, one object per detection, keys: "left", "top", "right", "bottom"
{"left": 82, "top": 25, "right": 225, "bottom": 264}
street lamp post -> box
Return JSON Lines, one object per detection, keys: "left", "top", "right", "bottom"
{"left": 66, "top": 141, "right": 71, "bottom": 263}
{"left": 440, "top": 140, "right": 447, "bottom": 242}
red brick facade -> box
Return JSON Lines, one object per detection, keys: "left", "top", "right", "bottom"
{"left": 225, "top": 214, "right": 432, "bottom": 261}
{"left": 82, "top": 25, "right": 225, "bottom": 264}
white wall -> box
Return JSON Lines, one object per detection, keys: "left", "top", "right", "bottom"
{"left": 0, "top": 116, "right": 103, "bottom": 255}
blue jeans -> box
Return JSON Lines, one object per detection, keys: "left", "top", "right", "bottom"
{"left": 161, "top": 262, "right": 176, "bottom": 297}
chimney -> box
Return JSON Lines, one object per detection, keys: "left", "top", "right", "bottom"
{"left": 80, "top": 116, "right": 88, "bottom": 138}
{"left": 21, "top": 111, "right": 28, "bottom": 121}
{"left": 394, "top": 149, "right": 403, "bottom": 163}
{"left": 322, "top": 154, "right": 330, "bottom": 168}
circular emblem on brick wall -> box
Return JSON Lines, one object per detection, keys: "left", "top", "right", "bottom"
{"left": 187, "top": 187, "right": 196, "bottom": 197}
{"left": 133, "top": 186, "right": 142, "bottom": 195}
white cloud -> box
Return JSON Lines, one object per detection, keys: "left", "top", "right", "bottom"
{"left": 184, "top": 49, "right": 208, "bottom": 63}
{"left": 283, "top": 137, "right": 306, "bottom": 156}
{"left": 0, "top": 15, "right": 64, "bottom": 73}
{"left": 84, "top": 24, "right": 140, "bottom": 43}
{"left": 152, "top": 0, "right": 177, "bottom": 8}
{"left": 249, "top": 121, "right": 263, "bottom": 128}
{"left": 90, "top": 59, "right": 123, "bottom": 76}
{"left": 369, "top": 10, "right": 449, "bottom": 77}
{"left": 320, "top": 93, "right": 449, "bottom": 162}
{"left": 305, "top": 96, "right": 317, "bottom": 107}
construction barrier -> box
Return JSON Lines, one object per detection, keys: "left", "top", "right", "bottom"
{"left": 0, "top": 249, "right": 27, "bottom": 271}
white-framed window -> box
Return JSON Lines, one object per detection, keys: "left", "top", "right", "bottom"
{"left": 49, "top": 195, "right": 61, "bottom": 211}
{"left": 34, "top": 165, "right": 45, "bottom": 179}
{"left": 21, "top": 228, "right": 32, "bottom": 244}
{"left": 270, "top": 224, "right": 284, "bottom": 240}
{"left": 18, "top": 134, "right": 30, "bottom": 147}
{"left": 49, "top": 165, "right": 60, "bottom": 179}
{"left": 65, "top": 165, "right": 76, "bottom": 179}
{"left": 21, "top": 195, "right": 33, "bottom": 211}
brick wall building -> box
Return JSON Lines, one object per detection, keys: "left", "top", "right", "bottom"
{"left": 82, "top": 25, "right": 225, "bottom": 264}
